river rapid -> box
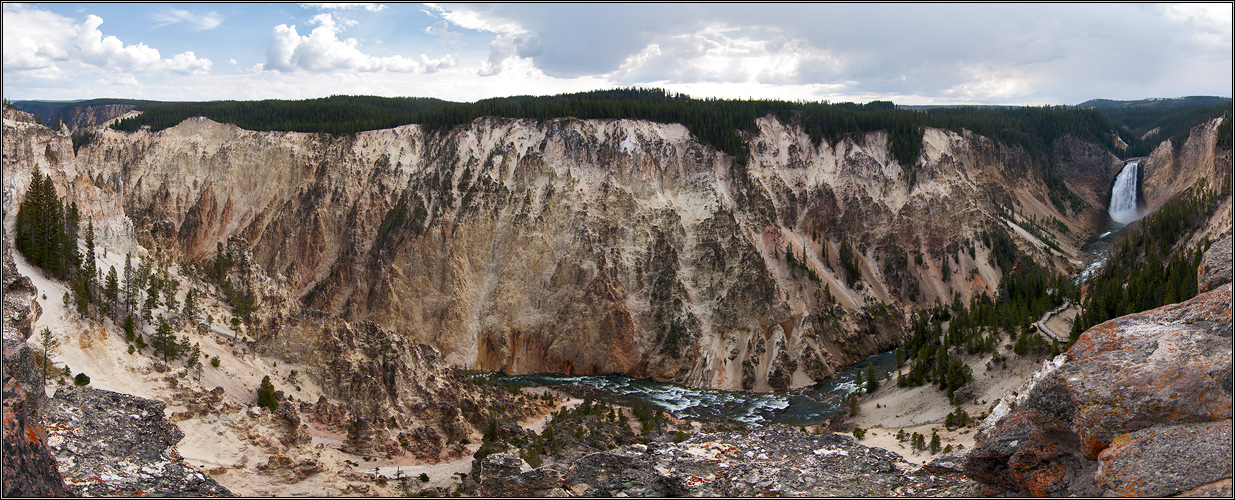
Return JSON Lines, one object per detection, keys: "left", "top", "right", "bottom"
{"left": 492, "top": 350, "right": 899, "bottom": 426}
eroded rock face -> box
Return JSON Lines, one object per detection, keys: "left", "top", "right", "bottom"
{"left": 965, "top": 239, "right": 1234, "bottom": 496}
{"left": 43, "top": 388, "right": 232, "bottom": 497}
{"left": 256, "top": 312, "right": 553, "bottom": 461}
{"left": 67, "top": 115, "right": 1076, "bottom": 390}
{"left": 2, "top": 339, "right": 70, "bottom": 497}
{"left": 472, "top": 424, "right": 975, "bottom": 497}
{"left": 2, "top": 228, "right": 40, "bottom": 341}
{"left": 9, "top": 103, "right": 1225, "bottom": 392}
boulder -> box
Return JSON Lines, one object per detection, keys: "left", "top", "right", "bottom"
{"left": 964, "top": 240, "right": 1234, "bottom": 496}
{"left": 1198, "top": 236, "right": 1233, "bottom": 293}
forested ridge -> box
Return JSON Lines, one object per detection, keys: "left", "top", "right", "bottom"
{"left": 106, "top": 88, "right": 1137, "bottom": 168}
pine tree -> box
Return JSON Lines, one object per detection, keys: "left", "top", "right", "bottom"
{"left": 105, "top": 265, "right": 119, "bottom": 321}
{"left": 124, "top": 315, "right": 136, "bottom": 343}
{"left": 123, "top": 253, "right": 136, "bottom": 315}
{"left": 152, "top": 317, "right": 175, "bottom": 361}
{"left": 182, "top": 289, "right": 198, "bottom": 320}
{"left": 163, "top": 278, "right": 179, "bottom": 311}
{"left": 143, "top": 280, "right": 159, "bottom": 324}
{"left": 38, "top": 327, "right": 58, "bottom": 385}
{"left": 257, "top": 375, "right": 278, "bottom": 410}
{"left": 83, "top": 220, "right": 97, "bottom": 289}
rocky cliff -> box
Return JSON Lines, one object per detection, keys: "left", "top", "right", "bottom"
{"left": 2, "top": 339, "right": 71, "bottom": 497}
{"left": 10, "top": 103, "right": 1226, "bottom": 392}
{"left": 964, "top": 236, "right": 1233, "bottom": 497}
{"left": 40, "top": 111, "right": 1118, "bottom": 391}
{"left": 1141, "top": 117, "right": 1232, "bottom": 214}
{"left": 2, "top": 105, "right": 136, "bottom": 251}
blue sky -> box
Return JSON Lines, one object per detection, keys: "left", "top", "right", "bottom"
{"left": 3, "top": 2, "right": 1231, "bottom": 105}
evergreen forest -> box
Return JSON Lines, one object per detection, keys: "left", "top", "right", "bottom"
{"left": 106, "top": 88, "right": 1144, "bottom": 168}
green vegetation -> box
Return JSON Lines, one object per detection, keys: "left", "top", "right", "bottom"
{"left": 73, "top": 372, "right": 90, "bottom": 386}
{"left": 38, "top": 327, "right": 59, "bottom": 385}
{"left": 108, "top": 88, "right": 1133, "bottom": 170}
{"left": 1080, "top": 97, "right": 1232, "bottom": 157}
{"left": 1072, "top": 188, "right": 1223, "bottom": 337}
{"left": 15, "top": 168, "right": 80, "bottom": 280}
{"left": 256, "top": 375, "right": 278, "bottom": 411}
{"left": 898, "top": 235, "right": 1074, "bottom": 397}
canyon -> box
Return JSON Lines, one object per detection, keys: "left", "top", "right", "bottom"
{"left": 7, "top": 105, "right": 1161, "bottom": 391}
{"left": 3, "top": 100, "right": 1231, "bottom": 496}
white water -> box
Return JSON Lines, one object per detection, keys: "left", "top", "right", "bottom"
{"left": 1109, "top": 160, "right": 1141, "bottom": 224}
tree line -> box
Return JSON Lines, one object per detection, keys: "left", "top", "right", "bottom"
{"left": 108, "top": 88, "right": 1138, "bottom": 170}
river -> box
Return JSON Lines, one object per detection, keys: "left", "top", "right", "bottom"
{"left": 491, "top": 161, "right": 1144, "bottom": 426}
{"left": 491, "top": 350, "right": 899, "bottom": 426}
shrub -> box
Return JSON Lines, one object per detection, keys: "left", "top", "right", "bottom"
{"left": 211, "top": 357, "right": 221, "bottom": 368}
{"left": 852, "top": 427, "right": 867, "bottom": 439}
{"left": 74, "top": 373, "right": 91, "bottom": 386}
{"left": 418, "top": 473, "right": 430, "bottom": 483}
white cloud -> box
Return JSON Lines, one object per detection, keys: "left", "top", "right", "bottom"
{"left": 2, "top": 5, "right": 213, "bottom": 76}
{"left": 424, "top": 3, "right": 527, "bottom": 34}
{"left": 152, "top": 8, "right": 223, "bottom": 31}
{"left": 300, "top": 3, "right": 386, "bottom": 13}
{"left": 610, "top": 25, "right": 826, "bottom": 86}
{"left": 265, "top": 14, "right": 435, "bottom": 73}
{"left": 166, "top": 51, "right": 213, "bottom": 75}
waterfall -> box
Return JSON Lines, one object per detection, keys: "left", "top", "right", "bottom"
{"left": 1109, "top": 160, "right": 1140, "bottom": 224}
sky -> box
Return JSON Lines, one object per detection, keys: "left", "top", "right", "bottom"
{"left": 3, "top": 2, "right": 1231, "bottom": 105}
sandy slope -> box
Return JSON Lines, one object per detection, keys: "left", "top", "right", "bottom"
{"left": 843, "top": 338, "right": 1056, "bottom": 465}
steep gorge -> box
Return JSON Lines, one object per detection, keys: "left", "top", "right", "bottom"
{"left": 5, "top": 106, "right": 1225, "bottom": 393}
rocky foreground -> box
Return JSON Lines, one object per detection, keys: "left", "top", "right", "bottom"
{"left": 471, "top": 424, "right": 976, "bottom": 497}
{"left": 965, "top": 236, "right": 1233, "bottom": 497}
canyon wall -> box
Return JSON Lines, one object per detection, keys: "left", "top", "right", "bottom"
{"left": 11, "top": 107, "right": 1221, "bottom": 392}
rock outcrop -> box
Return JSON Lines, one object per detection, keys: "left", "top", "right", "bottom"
{"left": 3, "top": 339, "right": 70, "bottom": 497}
{"left": 471, "top": 424, "right": 975, "bottom": 497}
{"left": 2, "top": 231, "right": 39, "bottom": 341}
{"left": 43, "top": 387, "right": 232, "bottom": 497}
{"left": 964, "top": 237, "right": 1234, "bottom": 496}
{"left": 1, "top": 225, "right": 67, "bottom": 497}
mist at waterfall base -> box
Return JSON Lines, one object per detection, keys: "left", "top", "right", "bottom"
{"left": 492, "top": 350, "right": 899, "bottom": 427}
{"left": 1075, "top": 159, "right": 1144, "bottom": 285}
{"left": 1108, "top": 160, "right": 1141, "bottom": 225}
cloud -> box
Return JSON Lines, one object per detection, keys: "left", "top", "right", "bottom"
{"left": 424, "top": 3, "right": 527, "bottom": 34}
{"left": 611, "top": 25, "right": 824, "bottom": 86}
{"left": 265, "top": 13, "right": 444, "bottom": 73}
{"left": 152, "top": 8, "right": 223, "bottom": 31}
{"left": 2, "top": 5, "right": 212, "bottom": 77}
{"left": 300, "top": 3, "right": 386, "bottom": 13}
{"left": 425, "top": 20, "right": 460, "bottom": 48}
{"left": 427, "top": 3, "right": 1230, "bottom": 104}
